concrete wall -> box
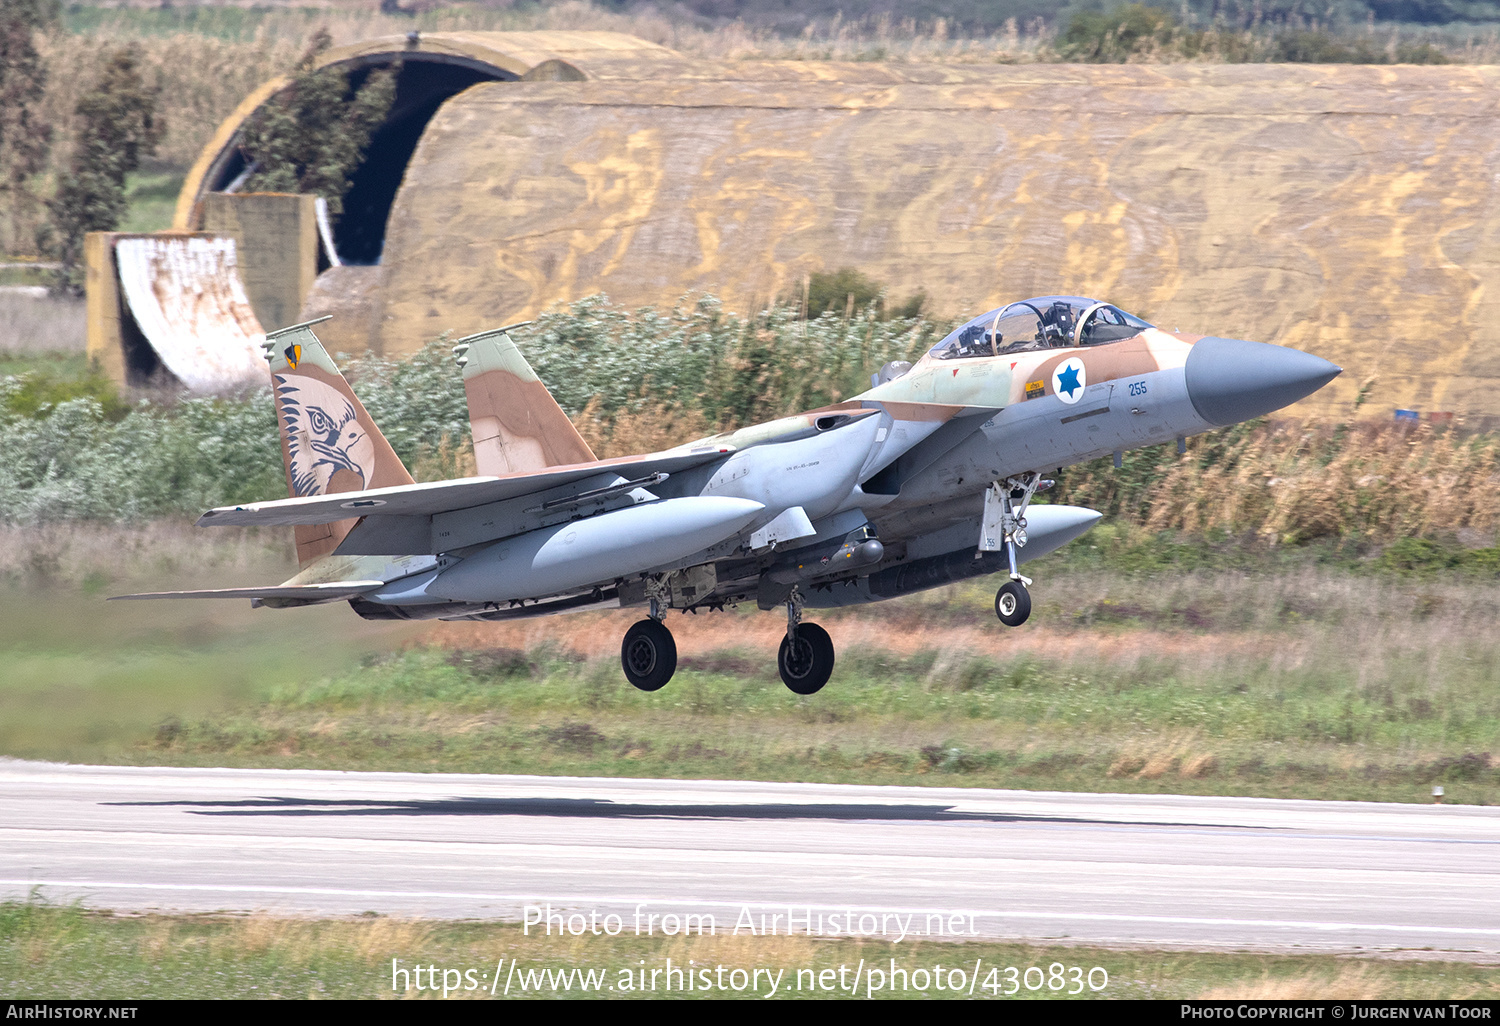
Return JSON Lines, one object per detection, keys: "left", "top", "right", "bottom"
{"left": 200, "top": 193, "right": 318, "bottom": 334}
{"left": 334, "top": 63, "right": 1500, "bottom": 424}
{"left": 84, "top": 230, "right": 268, "bottom": 390}
{"left": 83, "top": 231, "right": 124, "bottom": 384}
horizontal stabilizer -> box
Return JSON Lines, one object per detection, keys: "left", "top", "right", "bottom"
{"left": 110, "top": 581, "right": 384, "bottom": 603}
{"left": 198, "top": 447, "right": 734, "bottom": 528}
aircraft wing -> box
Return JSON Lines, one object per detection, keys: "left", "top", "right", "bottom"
{"left": 110, "top": 581, "right": 384, "bottom": 603}
{"left": 197, "top": 446, "right": 734, "bottom": 528}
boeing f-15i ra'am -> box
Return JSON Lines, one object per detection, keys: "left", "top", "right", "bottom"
{"left": 119, "top": 298, "right": 1339, "bottom": 695}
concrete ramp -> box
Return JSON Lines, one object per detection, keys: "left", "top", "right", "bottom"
{"left": 114, "top": 236, "right": 266, "bottom": 392}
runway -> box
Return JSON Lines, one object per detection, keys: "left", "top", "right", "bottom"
{"left": 3, "top": 760, "right": 1499, "bottom": 956}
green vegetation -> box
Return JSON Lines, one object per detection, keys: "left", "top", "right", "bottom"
{"left": 0, "top": 0, "right": 57, "bottom": 255}
{"left": 1058, "top": 3, "right": 1453, "bottom": 63}
{"left": 116, "top": 169, "right": 184, "bottom": 235}
{"left": 0, "top": 294, "right": 950, "bottom": 523}
{"left": 4, "top": 523, "right": 1497, "bottom": 805}
{"left": 0, "top": 347, "right": 85, "bottom": 382}
{"left": 0, "top": 360, "right": 124, "bottom": 420}
{"left": 0, "top": 571, "right": 394, "bottom": 765}
{"left": 3, "top": 292, "right": 1497, "bottom": 554}
{"left": 804, "top": 268, "right": 927, "bottom": 320}
{"left": 4, "top": 898, "right": 1494, "bottom": 999}
{"left": 38, "top": 44, "right": 162, "bottom": 294}
{"left": 239, "top": 28, "right": 397, "bottom": 221}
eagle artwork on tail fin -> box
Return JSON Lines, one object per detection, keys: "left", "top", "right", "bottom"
{"left": 275, "top": 374, "right": 374, "bottom": 496}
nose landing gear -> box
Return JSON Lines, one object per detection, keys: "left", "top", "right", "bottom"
{"left": 994, "top": 580, "right": 1031, "bottom": 627}
{"left": 981, "top": 473, "right": 1051, "bottom": 628}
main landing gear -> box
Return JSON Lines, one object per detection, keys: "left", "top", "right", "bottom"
{"left": 616, "top": 585, "right": 837, "bottom": 695}
{"left": 621, "top": 591, "right": 676, "bottom": 692}
{"left": 621, "top": 617, "right": 676, "bottom": 691}
{"left": 981, "top": 472, "right": 1052, "bottom": 629}
{"left": 779, "top": 587, "right": 834, "bottom": 695}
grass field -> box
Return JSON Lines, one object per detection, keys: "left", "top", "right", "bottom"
{"left": 3, "top": 899, "right": 1495, "bottom": 1000}
{"left": 3, "top": 521, "right": 1496, "bottom": 805}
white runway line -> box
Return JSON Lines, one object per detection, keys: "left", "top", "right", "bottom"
{"left": 4, "top": 760, "right": 1499, "bottom": 954}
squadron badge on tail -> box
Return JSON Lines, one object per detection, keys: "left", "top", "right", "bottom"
{"left": 274, "top": 375, "right": 374, "bottom": 496}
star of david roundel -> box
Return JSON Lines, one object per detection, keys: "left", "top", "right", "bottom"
{"left": 1052, "top": 357, "right": 1087, "bottom": 405}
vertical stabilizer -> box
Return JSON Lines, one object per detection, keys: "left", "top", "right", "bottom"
{"left": 263, "top": 316, "right": 414, "bottom": 567}
{"left": 453, "top": 325, "right": 596, "bottom": 476}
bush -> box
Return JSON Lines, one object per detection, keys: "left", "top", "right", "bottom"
{"left": 0, "top": 367, "right": 126, "bottom": 421}
{"left": 1058, "top": 4, "right": 1178, "bottom": 63}
{"left": 3, "top": 292, "right": 1497, "bottom": 553}
{"left": 239, "top": 28, "right": 397, "bottom": 220}
{"left": 0, "top": 293, "right": 947, "bottom": 523}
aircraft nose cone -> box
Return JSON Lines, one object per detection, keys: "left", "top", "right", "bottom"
{"left": 1185, "top": 337, "right": 1341, "bottom": 427}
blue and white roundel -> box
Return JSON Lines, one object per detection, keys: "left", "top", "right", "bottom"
{"left": 1052, "top": 357, "right": 1087, "bottom": 405}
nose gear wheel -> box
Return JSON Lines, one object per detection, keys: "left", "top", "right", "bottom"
{"left": 995, "top": 580, "right": 1031, "bottom": 627}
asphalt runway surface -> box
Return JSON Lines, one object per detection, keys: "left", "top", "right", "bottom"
{"left": 3, "top": 760, "right": 1499, "bottom": 956}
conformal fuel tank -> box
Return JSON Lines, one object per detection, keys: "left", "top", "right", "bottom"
{"left": 428, "top": 496, "right": 764, "bottom": 603}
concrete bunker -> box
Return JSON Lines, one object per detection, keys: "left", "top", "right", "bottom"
{"left": 88, "top": 32, "right": 677, "bottom": 384}
{"left": 185, "top": 46, "right": 522, "bottom": 266}
{"left": 85, "top": 38, "right": 1500, "bottom": 421}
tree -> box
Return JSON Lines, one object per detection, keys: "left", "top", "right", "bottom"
{"left": 238, "top": 28, "right": 399, "bottom": 220}
{"left": 0, "top": 0, "right": 58, "bottom": 254}
{"left": 41, "top": 46, "right": 163, "bottom": 294}
{"left": 1058, "top": 4, "right": 1178, "bottom": 63}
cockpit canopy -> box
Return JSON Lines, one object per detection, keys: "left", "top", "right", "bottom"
{"left": 928, "top": 296, "right": 1153, "bottom": 361}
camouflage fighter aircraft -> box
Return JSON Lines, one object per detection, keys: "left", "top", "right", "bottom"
{"left": 119, "top": 297, "right": 1339, "bottom": 695}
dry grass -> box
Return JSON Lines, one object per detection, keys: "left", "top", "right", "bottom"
{"left": 209, "top": 913, "right": 434, "bottom": 965}
{"left": 572, "top": 396, "right": 716, "bottom": 459}
{"left": 64, "top": 2, "right": 1059, "bottom": 64}
{"left": 9, "top": 900, "right": 1494, "bottom": 1000}
{"left": 0, "top": 292, "right": 85, "bottom": 354}
{"left": 1192, "top": 962, "right": 1487, "bottom": 1000}
{"left": 36, "top": 33, "right": 300, "bottom": 175}
{"left": 6, "top": 3, "right": 1496, "bottom": 254}
{"left": 1061, "top": 421, "right": 1500, "bottom": 545}
{"left": 63, "top": 2, "right": 1500, "bottom": 66}
{"left": 409, "top": 433, "right": 477, "bottom": 483}
{"left": 6, "top": 32, "right": 299, "bottom": 250}
{"left": 0, "top": 520, "right": 291, "bottom": 587}
{"left": 1107, "top": 731, "right": 1218, "bottom": 780}
{"left": 655, "top": 932, "right": 822, "bottom": 971}
{"left": 10, "top": 0, "right": 1049, "bottom": 245}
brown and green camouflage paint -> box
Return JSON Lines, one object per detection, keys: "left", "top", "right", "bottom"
{"left": 264, "top": 322, "right": 415, "bottom": 567}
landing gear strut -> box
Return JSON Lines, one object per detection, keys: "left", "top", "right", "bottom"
{"left": 778, "top": 587, "right": 834, "bottom": 695}
{"left": 621, "top": 617, "right": 676, "bottom": 691}
{"left": 981, "top": 472, "right": 1052, "bottom": 628}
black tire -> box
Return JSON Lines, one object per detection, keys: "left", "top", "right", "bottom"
{"left": 621, "top": 619, "right": 677, "bottom": 691}
{"left": 995, "top": 580, "right": 1032, "bottom": 627}
{"left": 778, "top": 622, "right": 835, "bottom": 695}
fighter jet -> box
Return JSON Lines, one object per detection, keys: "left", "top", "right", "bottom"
{"left": 119, "top": 297, "right": 1339, "bottom": 695}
